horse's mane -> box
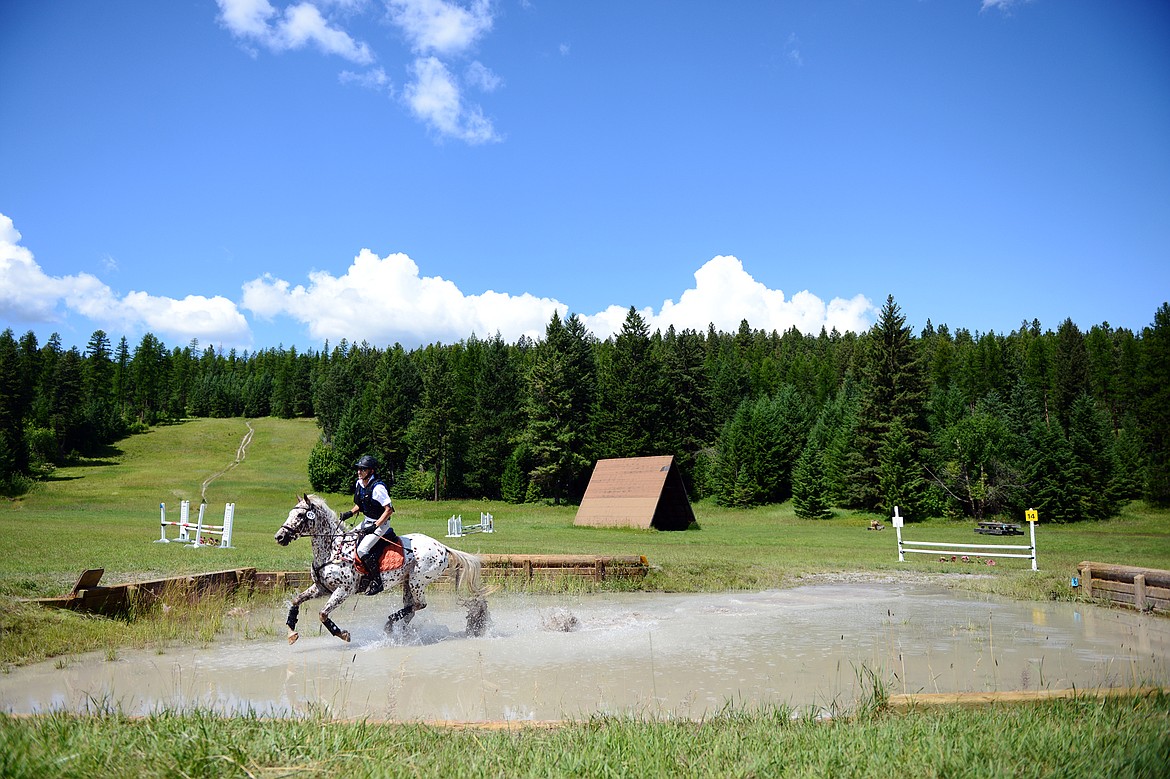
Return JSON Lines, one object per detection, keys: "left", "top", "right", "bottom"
{"left": 302, "top": 494, "right": 349, "bottom": 531}
{"left": 304, "top": 493, "right": 334, "bottom": 515}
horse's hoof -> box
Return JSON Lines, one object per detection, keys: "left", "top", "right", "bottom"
{"left": 339, "top": 631, "right": 351, "bottom": 643}
{"left": 288, "top": 632, "right": 299, "bottom": 645}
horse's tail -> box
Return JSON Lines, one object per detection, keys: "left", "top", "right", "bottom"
{"left": 445, "top": 546, "right": 486, "bottom": 598}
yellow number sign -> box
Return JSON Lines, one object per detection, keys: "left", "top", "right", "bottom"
{"left": 1025, "top": 509, "right": 1039, "bottom": 523}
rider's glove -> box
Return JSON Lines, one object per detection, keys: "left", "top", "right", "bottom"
{"left": 340, "top": 510, "right": 354, "bottom": 521}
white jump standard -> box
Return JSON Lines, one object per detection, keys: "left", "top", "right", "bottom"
{"left": 155, "top": 500, "right": 235, "bottom": 548}
{"left": 893, "top": 506, "right": 1038, "bottom": 571}
{"left": 447, "top": 512, "right": 494, "bottom": 538}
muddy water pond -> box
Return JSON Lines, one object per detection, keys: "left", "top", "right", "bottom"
{"left": 3, "top": 581, "right": 1168, "bottom": 721}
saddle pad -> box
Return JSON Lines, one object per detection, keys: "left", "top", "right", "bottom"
{"left": 354, "top": 541, "right": 405, "bottom": 575}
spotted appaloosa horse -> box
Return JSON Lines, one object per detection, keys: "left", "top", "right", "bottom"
{"left": 274, "top": 494, "right": 488, "bottom": 644}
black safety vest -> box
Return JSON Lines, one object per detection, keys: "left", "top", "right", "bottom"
{"left": 355, "top": 477, "right": 390, "bottom": 519}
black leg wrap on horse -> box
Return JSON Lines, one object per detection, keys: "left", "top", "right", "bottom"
{"left": 321, "top": 616, "right": 345, "bottom": 638}
{"left": 386, "top": 605, "right": 414, "bottom": 628}
{"left": 286, "top": 603, "right": 300, "bottom": 631}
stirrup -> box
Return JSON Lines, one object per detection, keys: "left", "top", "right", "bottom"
{"left": 365, "top": 577, "right": 384, "bottom": 596}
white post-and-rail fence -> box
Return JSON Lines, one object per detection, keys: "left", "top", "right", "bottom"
{"left": 447, "top": 512, "right": 494, "bottom": 538}
{"left": 156, "top": 500, "right": 235, "bottom": 548}
{"left": 894, "top": 506, "right": 1038, "bottom": 571}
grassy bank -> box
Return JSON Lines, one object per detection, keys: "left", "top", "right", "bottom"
{"left": 1, "top": 693, "right": 1167, "bottom": 778}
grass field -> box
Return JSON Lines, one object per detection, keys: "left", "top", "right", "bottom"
{"left": 3, "top": 416, "right": 1168, "bottom": 602}
{"left": 2, "top": 418, "right": 1168, "bottom": 777}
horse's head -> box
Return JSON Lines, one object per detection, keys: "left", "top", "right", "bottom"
{"left": 275, "top": 494, "right": 319, "bottom": 546}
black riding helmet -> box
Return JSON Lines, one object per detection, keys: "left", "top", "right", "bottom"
{"left": 354, "top": 454, "right": 378, "bottom": 471}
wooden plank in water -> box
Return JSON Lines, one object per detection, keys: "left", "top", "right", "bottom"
{"left": 888, "top": 686, "right": 1166, "bottom": 709}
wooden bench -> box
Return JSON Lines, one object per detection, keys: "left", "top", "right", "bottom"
{"left": 974, "top": 521, "right": 1023, "bottom": 536}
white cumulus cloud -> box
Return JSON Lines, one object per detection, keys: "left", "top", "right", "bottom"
{"left": 241, "top": 248, "right": 564, "bottom": 344}
{"left": 404, "top": 56, "right": 499, "bottom": 143}
{"left": 4, "top": 213, "right": 872, "bottom": 352}
{"left": 386, "top": 0, "right": 493, "bottom": 56}
{"left": 216, "top": 0, "right": 501, "bottom": 143}
{"left": 216, "top": 0, "right": 374, "bottom": 63}
{"left": 631, "top": 255, "right": 873, "bottom": 337}
{"left": 980, "top": 0, "right": 1032, "bottom": 13}
{"left": 244, "top": 250, "right": 873, "bottom": 348}
{"left": 0, "top": 213, "right": 253, "bottom": 348}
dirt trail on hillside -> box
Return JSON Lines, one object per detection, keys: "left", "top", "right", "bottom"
{"left": 200, "top": 419, "right": 254, "bottom": 503}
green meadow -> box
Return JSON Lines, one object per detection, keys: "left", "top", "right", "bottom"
{"left": 3, "top": 416, "right": 1167, "bottom": 601}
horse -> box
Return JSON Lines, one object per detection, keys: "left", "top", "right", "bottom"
{"left": 274, "top": 494, "right": 488, "bottom": 644}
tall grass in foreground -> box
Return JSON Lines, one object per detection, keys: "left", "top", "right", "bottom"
{"left": 1, "top": 693, "right": 1167, "bottom": 778}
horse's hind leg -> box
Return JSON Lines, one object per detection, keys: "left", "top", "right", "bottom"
{"left": 384, "top": 579, "right": 421, "bottom": 633}
{"left": 385, "top": 588, "right": 415, "bottom": 633}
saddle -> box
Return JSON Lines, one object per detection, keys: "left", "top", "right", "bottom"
{"left": 353, "top": 540, "right": 406, "bottom": 576}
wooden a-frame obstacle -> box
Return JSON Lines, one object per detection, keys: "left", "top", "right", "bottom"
{"left": 574, "top": 455, "right": 696, "bottom": 531}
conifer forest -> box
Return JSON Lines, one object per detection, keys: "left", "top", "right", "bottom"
{"left": 3, "top": 296, "right": 1168, "bottom": 521}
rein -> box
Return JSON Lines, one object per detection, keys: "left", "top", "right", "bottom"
{"left": 285, "top": 507, "right": 358, "bottom": 542}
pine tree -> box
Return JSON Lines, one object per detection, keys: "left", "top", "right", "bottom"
{"left": 1051, "top": 318, "right": 1089, "bottom": 431}
{"left": 877, "top": 418, "right": 931, "bottom": 520}
{"left": 48, "top": 348, "right": 85, "bottom": 460}
{"left": 656, "top": 326, "right": 711, "bottom": 496}
{"left": 849, "top": 295, "right": 930, "bottom": 513}
{"left": 713, "top": 388, "right": 812, "bottom": 506}
{"left": 1139, "top": 303, "right": 1170, "bottom": 506}
{"left": 524, "top": 313, "right": 596, "bottom": 504}
{"left": 407, "top": 346, "right": 458, "bottom": 501}
{"left": 593, "top": 307, "right": 662, "bottom": 459}
{"left": 1020, "top": 418, "right": 1079, "bottom": 523}
{"left": 1111, "top": 422, "right": 1146, "bottom": 502}
{"left": 1067, "top": 393, "right": 1122, "bottom": 521}
{"left": 464, "top": 333, "right": 523, "bottom": 499}
{"left": 500, "top": 446, "right": 528, "bottom": 504}
{"left": 792, "top": 441, "right": 832, "bottom": 519}
{"left": 0, "top": 330, "right": 28, "bottom": 484}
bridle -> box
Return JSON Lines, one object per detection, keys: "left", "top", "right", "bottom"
{"left": 279, "top": 502, "right": 355, "bottom": 543}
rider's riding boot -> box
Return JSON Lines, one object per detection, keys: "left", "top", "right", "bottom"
{"left": 359, "top": 551, "right": 384, "bottom": 596}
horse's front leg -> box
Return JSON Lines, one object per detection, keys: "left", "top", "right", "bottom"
{"left": 286, "top": 584, "right": 323, "bottom": 645}
{"left": 319, "top": 585, "right": 355, "bottom": 643}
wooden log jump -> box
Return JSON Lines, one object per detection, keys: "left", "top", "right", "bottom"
{"left": 1077, "top": 561, "right": 1170, "bottom": 615}
{"left": 252, "top": 555, "right": 650, "bottom": 592}
{"left": 27, "top": 554, "right": 652, "bottom": 615}
{"left": 26, "top": 568, "right": 258, "bottom": 616}
{"left": 476, "top": 554, "right": 649, "bottom": 582}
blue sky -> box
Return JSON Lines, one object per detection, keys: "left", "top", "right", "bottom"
{"left": 2, "top": 0, "right": 1168, "bottom": 354}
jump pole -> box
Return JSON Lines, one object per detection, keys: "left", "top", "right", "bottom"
{"left": 895, "top": 506, "right": 1039, "bottom": 571}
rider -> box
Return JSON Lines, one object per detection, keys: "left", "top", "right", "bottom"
{"left": 339, "top": 455, "right": 399, "bottom": 596}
